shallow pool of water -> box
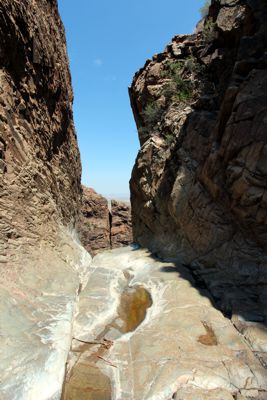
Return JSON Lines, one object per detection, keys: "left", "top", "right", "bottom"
{"left": 62, "top": 285, "right": 152, "bottom": 400}
{"left": 116, "top": 286, "right": 152, "bottom": 333}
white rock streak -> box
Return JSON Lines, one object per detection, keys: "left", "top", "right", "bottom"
{"left": 72, "top": 246, "right": 267, "bottom": 400}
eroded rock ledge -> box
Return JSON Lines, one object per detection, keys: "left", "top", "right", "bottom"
{"left": 79, "top": 186, "right": 132, "bottom": 255}
{"left": 0, "top": 1, "right": 91, "bottom": 398}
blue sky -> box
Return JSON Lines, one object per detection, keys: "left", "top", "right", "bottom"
{"left": 58, "top": 0, "right": 204, "bottom": 198}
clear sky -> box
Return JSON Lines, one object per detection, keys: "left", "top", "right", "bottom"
{"left": 58, "top": 0, "right": 204, "bottom": 198}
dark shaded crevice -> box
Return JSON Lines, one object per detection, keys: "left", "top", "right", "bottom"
{"left": 108, "top": 210, "right": 112, "bottom": 248}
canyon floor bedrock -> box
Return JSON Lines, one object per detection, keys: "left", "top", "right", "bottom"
{"left": 63, "top": 246, "right": 267, "bottom": 400}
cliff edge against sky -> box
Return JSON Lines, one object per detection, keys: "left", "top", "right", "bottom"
{"left": 130, "top": 0, "right": 267, "bottom": 291}
{"left": 130, "top": 0, "right": 267, "bottom": 362}
{"left": 0, "top": 0, "right": 266, "bottom": 398}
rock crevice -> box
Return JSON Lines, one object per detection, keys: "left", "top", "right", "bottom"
{"left": 78, "top": 186, "right": 132, "bottom": 255}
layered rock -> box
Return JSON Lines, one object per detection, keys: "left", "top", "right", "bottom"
{"left": 130, "top": 0, "right": 267, "bottom": 365}
{"left": 79, "top": 187, "right": 132, "bottom": 255}
{"left": 111, "top": 199, "right": 133, "bottom": 248}
{"left": 0, "top": 1, "right": 91, "bottom": 398}
{"left": 130, "top": 1, "right": 267, "bottom": 294}
{"left": 79, "top": 186, "right": 111, "bottom": 255}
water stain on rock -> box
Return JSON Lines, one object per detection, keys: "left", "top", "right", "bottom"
{"left": 63, "top": 358, "right": 112, "bottom": 400}
{"left": 198, "top": 321, "right": 218, "bottom": 346}
{"left": 116, "top": 286, "right": 152, "bottom": 333}
{"left": 62, "top": 339, "right": 113, "bottom": 400}
{"left": 62, "top": 285, "right": 152, "bottom": 400}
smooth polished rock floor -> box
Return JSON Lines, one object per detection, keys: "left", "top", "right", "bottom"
{"left": 0, "top": 227, "right": 92, "bottom": 400}
{"left": 63, "top": 246, "right": 267, "bottom": 400}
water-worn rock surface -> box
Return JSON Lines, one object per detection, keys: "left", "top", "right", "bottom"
{"left": 2, "top": 0, "right": 267, "bottom": 398}
{"left": 0, "top": 1, "right": 91, "bottom": 398}
{"left": 63, "top": 247, "right": 267, "bottom": 400}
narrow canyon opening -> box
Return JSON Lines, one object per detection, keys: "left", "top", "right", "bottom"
{"left": 1, "top": 0, "right": 267, "bottom": 399}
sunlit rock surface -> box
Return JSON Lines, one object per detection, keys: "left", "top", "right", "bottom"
{"left": 110, "top": 199, "right": 133, "bottom": 248}
{"left": 63, "top": 247, "right": 267, "bottom": 400}
{"left": 79, "top": 187, "right": 132, "bottom": 255}
{"left": 0, "top": 1, "right": 91, "bottom": 398}
{"left": 79, "top": 186, "right": 111, "bottom": 256}
{"left": 0, "top": 232, "right": 91, "bottom": 400}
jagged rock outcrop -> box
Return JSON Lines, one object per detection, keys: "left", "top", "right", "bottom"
{"left": 79, "top": 187, "right": 132, "bottom": 255}
{"left": 130, "top": 0, "right": 267, "bottom": 286}
{"left": 111, "top": 199, "right": 133, "bottom": 247}
{"left": 130, "top": 0, "right": 267, "bottom": 362}
{"left": 0, "top": 1, "right": 91, "bottom": 399}
{"left": 79, "top": 186, "right": 111, "bottom": 255}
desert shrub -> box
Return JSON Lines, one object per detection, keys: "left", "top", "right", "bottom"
{"left": 202, "top": 18, "right": 216, "bottom": 42}
{"left": 142, "top": 102, "right": 163, "bottom": 125}
{"left": 160, "top": 60, "right": 183, "bottom": 77}
{"left": 162, "top": 80, "right": 192, "bottom": 102}
{"left": 164, "top": 132, "right": 176, "bottom": 146}
{"left": 161, "top": 60, "right": 193, "bottom": 102}
{"left": 185, "top": 57, "right": 207, "bottom": 81}
{"left": 138, "top": 125, "right": 150, "bottom": 137}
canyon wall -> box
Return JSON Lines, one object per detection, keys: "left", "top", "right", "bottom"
{"left": 79, "top": 186, "right": 132, "bottom": 255}
{"left": 0, "top": 1, "right": 91, "bottom": 398}
{"left": 130, "top": 0, "right": 267, "bottom": 305}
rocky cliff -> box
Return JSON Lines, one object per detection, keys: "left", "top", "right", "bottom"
{"left": 79, "top": 187, "right": 111, "bottom": 255}
{"left": 79, "top": 186, "right": 132, "bottom": 255}
{"left": 130, "top": 0, "right": 267, "bottom": 352}
{"left": 0, "top": 1, "right": 91, "bottom": 398}
{"left": 130, "top": 0, "right": 267, "bottom": 287}
{"left": 110, "top": 199, "right": 133, "bottom": 248}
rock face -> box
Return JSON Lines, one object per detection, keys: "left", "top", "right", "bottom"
{"left": 130, "top": 0, "right": 267, "bottom": 371}
{"left": 111, "top": 199, "right": 133, "bottom": 248}
{"left": 79, "top": 187, "right": 132, "bottom": 255}
{"left": 130, "top": 0, "right": 267, "bottom": 300}
{"left": 0, "top": 1, "right": 91, "bottom": 399}
{"left": 79, "top": 186, "right": 111, "bottom": 255}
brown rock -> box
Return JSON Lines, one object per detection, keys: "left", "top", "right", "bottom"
{"left": 129, "top": 0, "right": 267, "bottom": 333}
{"left": 79, "top": 186, "right": 110, "bottom": 256}
{"left": 111, "top": 199, "right": 132, "bottom": 248}
{"left": 79, "top": 188, "right": 132, "bottom": 254}
{"left": 0, "top": 1, "right": 91, "bottom": 397}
